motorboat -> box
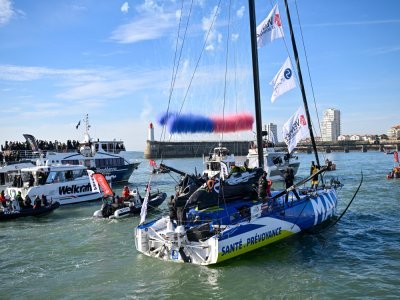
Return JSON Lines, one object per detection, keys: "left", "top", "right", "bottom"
{"left": 0, "top": 160, "right": 35, "bottom": 189}
{"left": 23, "top": 115, "right": 140, "bottom": 183}
{"left": 93, "top": 189, "right": 167, "bottom": 219}
{"left": 0, "top": 201, "right": 60, "bottom": 221}
{"left": 246, "top": 141, "right": 300, "bottom": 181}
{"left": 203, "top": 146, "right": 236, "bottom": 178}
{"left": 6, "top": 163, "right": 103, "bottom": 205}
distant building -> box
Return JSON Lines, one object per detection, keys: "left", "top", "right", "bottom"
{"left": 321, "top": 108, "right": 341, "bottom": 142}
{"left": 338, "top": 134, "right": 350, "bottom": 141}
{"left": 265, "top": 123, "right": 278, "bottom": 143}
{"left": 350, "top": 135, "right": 361, "bottom": 141}
{"left": 387, "top": 125, "right": 400, "bottom": 139}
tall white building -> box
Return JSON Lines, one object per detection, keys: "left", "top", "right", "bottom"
{"left": 321, "top": 108, "right": 341, "bottom": 141}
{"left": 265, "top": 123, "right": 278, "bottom": 143}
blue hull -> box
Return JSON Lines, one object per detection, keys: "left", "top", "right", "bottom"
{"left": 95, "top": 162, "right": 140, "bottom": 183}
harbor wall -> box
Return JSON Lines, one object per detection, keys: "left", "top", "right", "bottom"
{"left": 144, "top": 140, "right": 400, "bottom": 159}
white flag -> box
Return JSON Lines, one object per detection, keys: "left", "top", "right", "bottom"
{"left": 220, "top": 162, "right": 229, "bottom": 180}
{"left": 140, "top": 176, "right": 153, "bottom": 225}
{"left": 282, "top": 106, "right": 310, "bottom": 153}
{"left": 270, "top": 57, "right": 296, "bottom": 103}
{"left": 256, "top": 4, "right": 284, "bottom": 47}
{"left": 87, "top": 169, "right": 100, "bottom": 194}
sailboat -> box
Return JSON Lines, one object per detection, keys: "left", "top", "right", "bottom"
{"left": 135, "top": 0, "right": 342, "bottom": 265}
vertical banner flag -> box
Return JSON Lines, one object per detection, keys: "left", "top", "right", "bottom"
{"left": 394, "top": 151, "right": 399, "bottom": 163}
{"left": 256, "top": 4, "right": 284, "bottom": 47}
{"left": 282, "top": 106, "right": 310, "bottom": 153}
{"left": 76, "top": 120, "right": 81, "bottom": 130}
{"left": 220, "top": 162, "right": 229, "bottom": 180}
{"left": 93, "top": 173, "right": 114, "bottom": 197}
{"left": 87, "top": 170, "right": 101, "bottom": 194}
{"left": 140, "top": 176, "right": 153, "bottom": 225}
{"left": 270, "top": 57, "right": 296, "bottom": 103}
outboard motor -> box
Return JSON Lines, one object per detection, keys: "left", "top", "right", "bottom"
{"left": 101, "top": 202, "right": 113, "bottom": 218}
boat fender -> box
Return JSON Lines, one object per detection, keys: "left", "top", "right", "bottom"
{"left": 207, "top": 179, "right": 215, "bottom": 190}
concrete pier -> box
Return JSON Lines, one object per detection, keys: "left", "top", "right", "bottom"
{"left": 144, "top": 140, "right": 400, "bottom": 159}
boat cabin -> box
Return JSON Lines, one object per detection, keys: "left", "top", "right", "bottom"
{"left": 203, "top": 147, "right": 236, "bottom": 177}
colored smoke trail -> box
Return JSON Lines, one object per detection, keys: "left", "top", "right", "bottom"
{"left": 157, "top": 112, "right": 254, "bottom": 134}
{"left": 211, "top": 113, "right": 254, "bottom": 133}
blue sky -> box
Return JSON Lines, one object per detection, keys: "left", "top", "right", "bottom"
{"left": 0, "top": 0, "right": 399, "bottom": 151}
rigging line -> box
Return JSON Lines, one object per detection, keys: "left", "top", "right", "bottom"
{"left": 159, "top": 0, "right": 185, "bottom": 144}
{"left": 315, "top": 172, "right": 363, "bottom": 234}
{"left": 294, "top": 0, "right": 324, "bottom": 155}
{"left": 268, "top": 0, "right": 301, "bottom": 90}
{"left": 221, "top": 0, "right": 232, "bottom": 142}
{"left": 161, "top": 1, "right": 195, "bottom": 165}
{"left": 176, "top": 0, "right": 223, "bottom": 118}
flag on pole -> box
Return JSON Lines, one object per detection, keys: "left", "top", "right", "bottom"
{"left": 270, "top": 57, "right": 296, "bottom": 103}
{"left": 394, "top": 151, "right": 399, "bottom": 163}
{"left": 140, "top": 176, "right": 153, "bottom": 225}
{"left": 282, "top": 106, "right": 310, "bottom": 153}
{"left": 220, "top": 162, "right": 229, "bottom": 180}
{"left": 256, "top": 4, "right": 284, "bottom": 48}
{"left": 76, "top": 120, "right": 81, "bottom": 129}
{"left": 87, "top": 170, "right": 100, "bottom": 194}
{"left": 149, "top": 160, "right": 157, "bottom": 167}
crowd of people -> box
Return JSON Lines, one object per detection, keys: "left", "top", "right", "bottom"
{"left": 0, "top": 190, "right": 50, "bottom": 212}
{"left": 0, "top": 139, "right": 80, "bottom": 164}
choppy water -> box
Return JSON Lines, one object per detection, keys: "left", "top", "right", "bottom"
{"left": 1, "top": 151, "right": 399, "bottom": 299}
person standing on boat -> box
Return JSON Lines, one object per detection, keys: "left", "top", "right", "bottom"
{"left": 310, "top": 161, "right": 319, "bottom": 189}
{"left": 41, "top": 194, "right": 48, "bottom": 207}
{"left": 33, "top": 196, "right": 41, "bottom": 209}
{"left": 258, "top": 171, "right": 268, "bottom": 201}
{"left": 0, "top": 190, "right": 6, "bottom": 208}
{"left": 122, "top": 186, "right": 130, "bottom": 200}
{"left": 284, "top": 167, "right": 299, "bottom": 203}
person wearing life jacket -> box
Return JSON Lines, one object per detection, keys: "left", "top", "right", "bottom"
{"left": 122, "top": 186, "right": 130, "bottom": 200}
{"left": 310, "top": 161, "right": 319, "bottom": 189}
{"left": 0, "top": 190, "right": 6, "bottom": 208}
{"left": 258, "top": 172, "right": 268, "bottom": 201}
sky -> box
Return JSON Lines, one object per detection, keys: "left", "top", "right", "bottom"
{"left": 0, "top": 0, "right": 399, "bottom": 151}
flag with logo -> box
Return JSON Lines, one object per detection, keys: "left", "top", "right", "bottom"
{"left": 87, "top": 170, "right": 100, "bottom": 194}
{"left": 270, "top": 57, "right": 296, "bottom": 103}
{"left": 282, "top": 106, "right": 310, "bottom": 153}
{"left": 140, "top": 176, "right": 153, "bottom": 225}
{"left": 256, "top": 4, "right": 284, "bottom": 47}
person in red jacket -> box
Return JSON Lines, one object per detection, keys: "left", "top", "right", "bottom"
{"left": 122, "top": 186, "right": 130, "bottom": 199}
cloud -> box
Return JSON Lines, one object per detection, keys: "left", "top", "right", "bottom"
{"left": 231, "top": 33, "right": 239, "bottom": 42}
{"left": 121, "top": 2, "right": 129, "bottom": 13}
{"left": 305, "top": 19, "right": 400, "bottom": 27}
{"left": 0, "top": 0, "right": 14, "bottom": 26}
{"left": 365, "top": 46, "right": 400, "bottom": 56}
{"left": 236, "top": 6, "right": 245, "bottom": 19}
{"left": 202, "top": 5, "right": 221, "bottom": 51}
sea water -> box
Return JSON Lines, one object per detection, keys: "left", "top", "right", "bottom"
{"left": 0, "top": 151, "right": 399, "bottom": 299}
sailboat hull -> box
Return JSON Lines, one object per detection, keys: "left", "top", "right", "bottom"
{"left": 135, "top": 188, "right": 337, "bottom": 265}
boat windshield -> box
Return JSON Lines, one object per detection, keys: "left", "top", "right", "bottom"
{"left": 45, "top": 169, "right": 85, "bottom": 184}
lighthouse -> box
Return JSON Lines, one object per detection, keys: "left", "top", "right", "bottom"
{"left": 148, "top": 122, "right": 154, "bottom": 141}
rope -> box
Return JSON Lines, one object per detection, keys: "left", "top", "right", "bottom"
{"left": 314, "top": 172, "right": 363, "bottom": 233}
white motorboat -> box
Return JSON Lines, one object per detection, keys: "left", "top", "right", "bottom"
{"left": 6, "top": 163, "right": 103, "bottom": 205}
{"left": 23, "top": 115, "right": 140, "bottom": 183}
{"left": 246, "top": 145, "right": 300, "bottom": 181}
{"left": 0, "top": 161, "right": 35, "bottom": 190}
{"left": 203, "top": 146, "right": 235, "bottom": 178}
